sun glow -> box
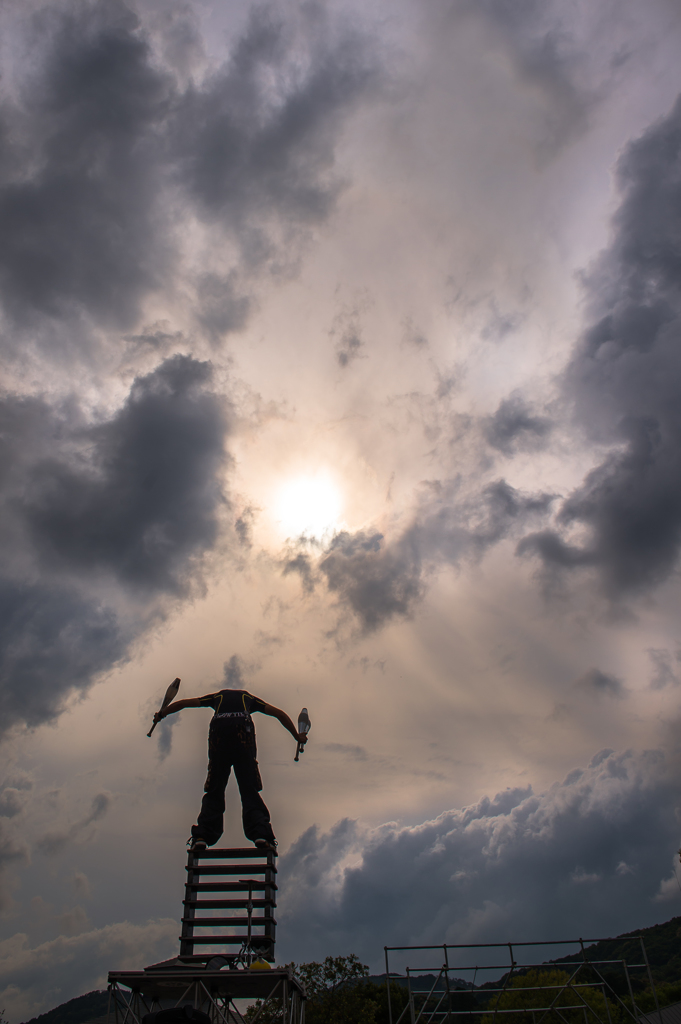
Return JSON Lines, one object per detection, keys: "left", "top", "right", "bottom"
{"left": 275, "top": 474, "right": 343, "bottom": 539}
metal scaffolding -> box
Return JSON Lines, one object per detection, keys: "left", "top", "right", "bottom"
{"left": 108, "top": 963, "right": 305, "bottom": 1024}
{"left": 383, "top": 937, "right": 664, "bottom": 1024}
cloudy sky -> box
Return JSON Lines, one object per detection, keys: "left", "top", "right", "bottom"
{"left": 2, "top": 0, "right": 681, "bottom": 1018}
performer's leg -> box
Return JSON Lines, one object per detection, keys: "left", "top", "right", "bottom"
{"left": 192, "top": 755, "right": 231, "bottom": 847}
{"left": 233, "top": 755, "right": 276, "bottom": 843}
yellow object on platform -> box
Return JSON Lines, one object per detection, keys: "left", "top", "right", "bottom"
{"left": 249, "top": 958, "right": 272, "bottom": 970}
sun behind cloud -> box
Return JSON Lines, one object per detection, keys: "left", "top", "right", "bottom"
{"left": 275, "top": 473, "right": 342, "bottom": 539}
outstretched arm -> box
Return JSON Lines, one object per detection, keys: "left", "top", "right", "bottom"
{"left": 261, "top": 703, "right": 308, "bottom": 745}
{"left": 153, "top": 697, "right": 204, "bottom": 724}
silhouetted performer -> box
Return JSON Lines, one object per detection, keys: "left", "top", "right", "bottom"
{"left": 153, "top": 689, "right": 307, "bottom": 850}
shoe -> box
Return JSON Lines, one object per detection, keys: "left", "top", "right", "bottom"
{"left": 188, "top": 836, "right": 207, "bottom": 852}
{"left": 254, "top": 838, "right": 277, "bottom": 850}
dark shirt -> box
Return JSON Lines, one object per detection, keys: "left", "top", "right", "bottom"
{"left": 198, "top": 689, "right": 267, "bottom": 747}
{"left": 198, "top": 688, "right": 267, "bottom": 717}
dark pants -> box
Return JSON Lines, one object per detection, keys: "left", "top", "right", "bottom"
{"left": 191, "top": 726, "right": 275, "bottom": 846}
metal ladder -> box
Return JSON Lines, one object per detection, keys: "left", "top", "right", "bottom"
{"left": 180, "top": 847, "right": 277, "bottom": 963}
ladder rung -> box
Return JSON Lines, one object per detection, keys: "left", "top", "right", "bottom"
{"left": 180, "top": 935, "right": 274, "bottom": 946}
{"left": 185, "top": 882, "right": 277, "bottom": 893}
{"left": 183, "top": 899, "right": 275, "bottom": 910}
{"left": 182, "top": 917, "right": 276, "bottom": 927}
{"left": 175, "top": 953, "right": 275, "bottom": 964}
{"left": 189, "top": 848, "right": 277, "bottom": 859}
{"left": 186, "top": 864, "right": 277, "bottom": 876}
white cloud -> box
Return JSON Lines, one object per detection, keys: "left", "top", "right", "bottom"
{"left": 0, "top": 918, "right": 177, "bottom": 1023}
{"left": 654, "top": 865, "right": 681, "bottom": 903}
{"left": 277, "top": 749, "right": 681, "bottom": 966}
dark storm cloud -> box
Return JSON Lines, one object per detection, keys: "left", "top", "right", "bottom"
{"left": 0, "top": 355, "right": 229, "bottom": 736}
{"left": 0, "top": 790, "right": 26, "bottom": 819}
{"left": 0, "top": 0, "right": 377, "bottom": 344}
{"left": 24, "top": 355, "right": 227, "bottom": 593}
{"left": 196, "top": 273, "right": 252, "bottom": 344}
{"left": 282, "top": 553, "right": 316, "bottom": 593}
{"left": 517, "top": 530, "right": 596, "bottom": 570}
{"left": 455, "top": 0, "right": 593, "bottom": 158}
{"left": 330, "top": 301, "right": 370, "bottom": 369}
{"left": 0, "top": 824, "right": 28, "bottom": 912}
{"left": 0, "top": 828, "right": 26, "bottom": 869}
{"left": 0, "top": 1, "right": 172, "bottom": 332}
{"left": 36, "top": 792, "right": 111, "bottom": 856}
{"left": 222, "top": 654, "right": 246, "bottom": 688}
{"left": 171, "top": 5, "right": 376, "bottom": 238}
{"left": 234, "top": 506, "right": 256, "bottom": 549}
{"left": 335, "top": 328, "right": 364, "bottom": 368}
{"left": 402, "top": 317, "right": 428, "bottom": 349}
{"left": 320, "top": 530, "right": 423, "bottom": 631}
{"left": 0, "top": 579, "right": 130, "bottom": 734}
{"left": 574, "top": 669, "right": 626, "bottom": 699}
{"left": 319, "top": 481, "right": 554, "bottom": 631}
{"left": 520, "top": 94, "right": 681, "bottom": 599}
{"left": 278, "top": 748, "right": 679, "bottom": 964}
{"left": 156, "top": 715, "right": 179, "bottom": 762}
{"left": 484, "top": 395, "right": 552, "bottom": 454}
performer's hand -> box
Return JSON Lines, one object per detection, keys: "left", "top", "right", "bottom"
{"left": 296, "top": 732, "right": 308, "bottom": 745}
{"left": 153, "top": 710, "right": 164, "bottom": 724}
